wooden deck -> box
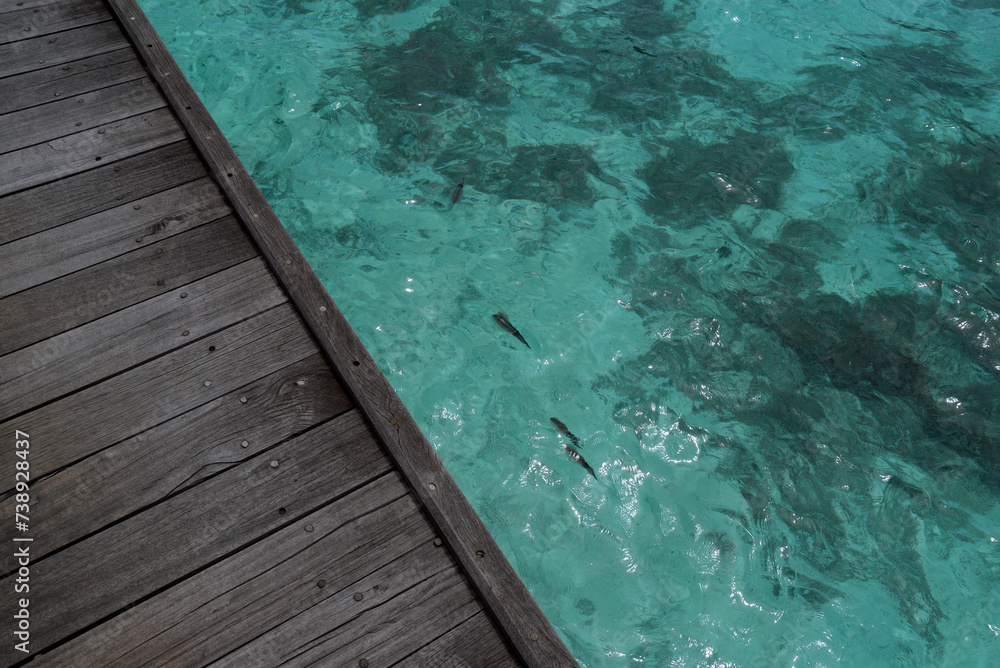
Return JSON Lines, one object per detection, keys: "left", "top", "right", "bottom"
{"left": 0, "top": 0, "right": 577, "bottom": 665}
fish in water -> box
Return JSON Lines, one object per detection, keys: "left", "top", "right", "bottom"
{"left": 550, "top": 417, "right": 580, "bottom": 447}
{"left": 451, "top": 176, "right": 465, "bottom": 204}
{"left": 564, "top": 444, "right": 597, "bottom": 478}
{"left": 492, "top": 312, "right": 530, "bottom": 348}
{"left": 551, "top": 418, "right": 594, "bottom": 477}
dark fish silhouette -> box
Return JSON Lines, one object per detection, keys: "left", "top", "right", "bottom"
{"left": 451, "top": 176, "right": 465, "bottom": 204}
{"left": 492, "top": 312, "right": 529, "bottom": 348}
{"left": 564, "top": 444, "right": 597, "bottom": 478}
{"left": 550, "top": 417, "right": 580, "bottom": 447}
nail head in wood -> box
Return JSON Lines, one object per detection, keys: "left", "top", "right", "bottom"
{"left": 296, "top": 380, "right": 305, "bottom": 386}
{"left": 181, "top": 330, "right": 189, "bottom": 336}
{"left": 359, "top": 660, "right": 369, "bottom": 668}
{"left": 353, "top": 592, "right": 363, "bottom": 601}
{"left": 204, "top": 381, "right": 211, "bottom": 387}
{"left": 476, "top": 550, "right": 485, "bottom": 559}
{"left": 270, "top": 460, "right": 279, "bottom": 468}
{"left": 433, "top": 538, "right": 442, "bottom": 547}
{"left": 240, "top": 396, "right": 248, "bottom": 404}
{"left": 241, "top": 440, "right": 248, "bottom": 448}
{"left": 319, "top": 306, "right": 327, "bottom": 312}
{"left": 157, "top": 279, "right": 165, "bottom": 286}
{"left": 530, "top": 632, "right": 540, "bottom": 641}
{"left": 305, "top": 524, "right": 314, "bottom": 532}
{"left": 317, "top": 579, "right": 326, "bottom": 588}
{"left": 180, "top": 292, "right": 188, "bottom": 298}
{"left": 133, "top": 204, "right": 141, "bottom": 210}
{"left": 428, "top": 483, "right": 436, "bottom": 491}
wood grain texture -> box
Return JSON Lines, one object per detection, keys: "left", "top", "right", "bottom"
{"left": 0, "top": 176, "right": 229, "bottom": 296}
{"left": 0, "top": 303, "right": 318, "bottom": 490}
{"left": 212, "top": 561, "right": 479, "bottom": 668}
{"left": 0, "top": 107, "right": 185, "bottom": 196}
{"left": 0, "top": 140, "right": 204, "bottom": 243}
{"left": 104, "top": 0, "right": 579, "bottom": 664}
{"left": 0, "top": 0, "right": 64, "bottom": 16}
{"left": 0, "top": 354, "right": 349, "bottom": 562}
{"left": 0, "top": 409, "right": 392, "bottom": 666}
{"left": 397, "top": 611, "right": 524, "bottom": 668}
{"left": 0, "top": 76, "right": 165, "bottom": 154}
{"left": 0, "top": 20, "right": 126, "bottom": 78}
{"left": 0, "top": 47, "right": 144, "bottom": 115}
{"left": 0, "top": 216, "right": 256, "bottom": 355}
{"left": 30, "top": 474, "right": 433, "bottom": 667}
{"left": 0, "top": 259, "right": 285, "bottom": 420}
{"left": 0, "top": 0, "right": 110, "bottom": 46}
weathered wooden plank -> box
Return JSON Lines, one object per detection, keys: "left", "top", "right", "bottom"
{"left": 0, "top": 176, "right": 228, "bottom": 296}
{"left": 0, "top": 107, "right": 185, "bottom": 196}
{"left": 0, "top": 76, "right": 164, "bottom": 154}
{"left": 33, "top": 474, "right": 432, "bottom": 667}
{"left": 0, "top": 48, "right": 143, "bottom": 115}
{"left": 330, "top": 571, "right": 487, "bottom": 668}
{"left": 0, "top": 20, "right": 126, "bottom": 78}
{"left": 397, "top": 611, "right": 523, "bottom": 668}
{"left": 0, "top": 0, "right": 109, "bottom": 46}
{"left": 0, "top": 259, "right": 284, "bottom": 420}
{"left": 0, "top": 409, "right": 393, "bottom": 666}
{"left": 0, "top": 216, "right": 256, "bottom": 355}
{"left": 0, "top": 353, "right": 350, "bottom": 562}
{"left": 213, "top": 566, "right": 479, "bottom": 667}
{"left": 0, "top": 303, "right": 318, "bottom": 489}
{"left": 105, "top": 0, "right": 579, "bottom": 664}
{"left": 0, "top": 0, "right": 64, "bottom": 16}
{"left": 0, "top": 141, "right": 204, "bottom": 243}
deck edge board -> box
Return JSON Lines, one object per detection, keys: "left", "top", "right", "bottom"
{"left": 100, "top": 0, "right": 577, "bottom": 665}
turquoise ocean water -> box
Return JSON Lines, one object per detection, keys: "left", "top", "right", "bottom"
{"left": 139, "top": 0, "right": 1000, "bottom": 664}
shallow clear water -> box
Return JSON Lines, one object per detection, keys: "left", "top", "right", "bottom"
{"left": 140, "top": 0, "right": 1000, "bottom": 664}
